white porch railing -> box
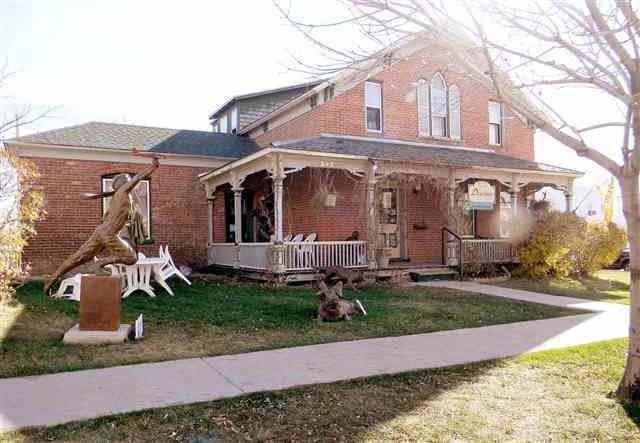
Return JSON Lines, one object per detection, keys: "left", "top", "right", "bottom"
{"left": 461, "top": 239, "right": 518, "bottom": 263}
{"left": 283, "top": 241, "right": 368, "bottom": 271}
{"left": 207, "top": 240, "right": 368, "bottom": 272}
{"left": 207, "top": 243, "right": 236, "bottom": 267}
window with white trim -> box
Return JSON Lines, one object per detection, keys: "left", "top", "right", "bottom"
{"left": 101, "top": 175, "right": 151, "bottom": 241}
{"left": 365, "top": 81, "right": 382, "bottom": 131}
{"left": 230, "top": 107, "right": 239, "bottom": 134}
{"left": 488, "top": 101, "right": 502, "bottom": 145}
{"left": 219, "top": 114, "right": 228, "bottom": 134}
{"left": 417, "top": 74, "right": 461, "bottom": 140}
{"left": 430, "top": 73, "right": 447, "bottom": 137}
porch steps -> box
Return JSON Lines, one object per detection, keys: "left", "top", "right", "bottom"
{"left": 409, "top": 267, "right": 460, "bottom": 282}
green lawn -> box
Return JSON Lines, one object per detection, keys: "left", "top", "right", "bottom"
{"left": 0, "top": 279, "right": 582, "bottom": 379}
{"left": 3, "top": 339, "right": 638, "bottom": 442}
{"left": 501, "top": 270, "right": 631, "bottom": 304}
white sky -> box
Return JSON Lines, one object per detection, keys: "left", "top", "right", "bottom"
{"left": 0, "top": 0, "right": 624, "bottom": 217}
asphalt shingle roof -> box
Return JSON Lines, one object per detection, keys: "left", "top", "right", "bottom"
{"left": 8, "top": 122, "right": 259, "bottom": 158}
{"left": 275, "top": 135, "right": 580, "bottom": 175}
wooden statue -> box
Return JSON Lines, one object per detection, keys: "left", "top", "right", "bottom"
{"left": 315, "top": 280, "right": 366, "bottom": 322}
{"left": 43, "top": 156, "right": 160, "bottom": 294}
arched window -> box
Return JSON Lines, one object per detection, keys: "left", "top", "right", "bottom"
{"left": 417, "top": 73, "right": 462, "bottom": 139}
{"left": 449, "top": 85, "right": 461, "bottom": 140}
{"left": 430, "top": 73, "right": 447, "bottom": 137}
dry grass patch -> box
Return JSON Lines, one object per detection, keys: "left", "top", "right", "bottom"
{"left": 3, "top": 339, "right": 639, "bottom": 442}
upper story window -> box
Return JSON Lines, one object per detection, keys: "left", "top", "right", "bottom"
{"left": 324, "top": 85, "right": 335, "bottom": 102}
{"left": 101, "top": 174, "right": 152, "bottom": 242}
{"left": 488, "top": 101, "right": 502, "bottom": 145}
{"left": 417, "top": 73, "right": 462, "bottom": 140}
{"left": 230, "top": 107, "right": 239, "bottom": 135}
{"left": 219, "top": 114, "right": 228, "bottom": 134}
{"left": 310, "top": 94, "right": 318, "bottom": 108}
{"left": 365, "top": 81, "right": 382, "bottom": 131}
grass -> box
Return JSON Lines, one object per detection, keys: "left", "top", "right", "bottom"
{"left": 500, "top": 269, "right": 631, "bottom": 305}
{"left": 0, "top": 278, "right": 582, "bottom": 379}
{"left": 2, "top": 338, "right": 639, "bottom": 442}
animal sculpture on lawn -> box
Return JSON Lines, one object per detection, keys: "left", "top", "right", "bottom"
{"left": 43, "top": 155, "right": 160, "bottom": 294}
{"left": 315, "top": 280, "right": 367, "bottom": 322}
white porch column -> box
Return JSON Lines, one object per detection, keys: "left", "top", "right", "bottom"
{"left": 366, "top": 163, "right": 378, "bottom": 270}
{"left": 233, "top": 188, "right": 243, "bottom": 244}
{"left": 273, "top": 174, "right": 284, "bottom": 243}
{"left": 564, "top": 179, "right": 574, "bottom": 213}
{"left": 207, "top": 195, "right": 215, "bottom": 245}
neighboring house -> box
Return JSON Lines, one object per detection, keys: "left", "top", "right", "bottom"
{"left": 6, "top": 36, "right": 581, "bottom": 280}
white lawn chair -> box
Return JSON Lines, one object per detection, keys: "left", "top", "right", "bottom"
{"left": 158, "top": 246, "right": 191, "bottom": 286}
{"left": 283, "top": 234, "right": 293, "bottom": 242}
{"left": 297, "top": 233, "right": 317, "bottom": 268}
{"left": 53, "top": 273, "right": 83, "bottom": 301}
{"left": 291, "top": 233, "right": 304, "bottom": 242}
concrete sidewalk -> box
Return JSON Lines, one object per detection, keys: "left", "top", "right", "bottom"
{"left": 0, "top": 282, "right": 629, "bottom": 433}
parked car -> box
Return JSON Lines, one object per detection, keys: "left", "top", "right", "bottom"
{"left": 609, "top": 249, "right": 630, "bottom": 271}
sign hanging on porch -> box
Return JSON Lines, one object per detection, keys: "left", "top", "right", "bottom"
{"left": 468, "top": 181, "right": 495, "bottom": 210}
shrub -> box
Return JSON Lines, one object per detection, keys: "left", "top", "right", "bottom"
{"left": 574, "top": 222, "right": 627, "bottom": 276}
{"left": 516, "top": 204, "right": 627, "bottom": 278}
{"left": 517, "top": 210, "right": 585, "bottom": 278}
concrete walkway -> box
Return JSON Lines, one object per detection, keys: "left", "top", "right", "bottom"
{"left": 0, "top": 282, "right": 629, "bottom": 433}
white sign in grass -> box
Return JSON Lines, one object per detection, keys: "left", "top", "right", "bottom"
{"left": 135, "top": 314, "right": 144, "bottom": 340}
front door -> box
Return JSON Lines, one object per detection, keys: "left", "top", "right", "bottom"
{"left": 379, "top": 187, "right": 401, "bottom": 259}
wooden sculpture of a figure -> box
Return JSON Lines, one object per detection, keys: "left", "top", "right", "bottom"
{"left": 43, "top": 155, "right": 160, "bottom": 294}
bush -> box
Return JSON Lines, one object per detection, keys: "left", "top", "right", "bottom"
{"left": 517, "top": 205, "right": 627, "bottom": 278}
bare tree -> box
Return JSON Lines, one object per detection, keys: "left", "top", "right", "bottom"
{"left": 276, "top": 0, "right": 640, "bottom": 402}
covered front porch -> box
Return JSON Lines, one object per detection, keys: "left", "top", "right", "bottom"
{"left": 199, "top": 136, "right": 579, "bottom": 279}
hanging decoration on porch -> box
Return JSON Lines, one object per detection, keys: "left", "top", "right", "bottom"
{"left": 314, "top": 280, "right": 367, "bottom": 322}
{"left": 307, "top": 169, "right": 338, "bottom": 212}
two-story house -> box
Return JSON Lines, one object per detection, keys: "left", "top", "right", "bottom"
{"left": 6, "top": 37, "right": 580, "bottom": 281}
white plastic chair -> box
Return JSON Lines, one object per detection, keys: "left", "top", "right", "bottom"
{"left": 291, "top": 233, "right": 304, "bottom": 242}
{"left": 297, "top": 233, "right": 317, "bottom": 268}
{"left": 53, "top": 274, "right": 83, "bottom": 301}
{"left": 158, "top": 246, "right": 191, "bottom": 286}
{"left": 283, "top": 234, "right": 293, "bottom": 242}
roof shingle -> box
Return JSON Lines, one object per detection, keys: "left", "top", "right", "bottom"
{"left": 274, "top": 135, "right": 580, "bottom": 175}
{"left": 8, "top": 122, "right": 259, "bottom": 158}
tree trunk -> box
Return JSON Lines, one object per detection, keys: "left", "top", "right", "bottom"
{"left": 616, "top": 172, "right": 640, "bottom": 401}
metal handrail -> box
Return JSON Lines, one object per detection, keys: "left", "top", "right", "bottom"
{"left": 442, "top": 227, "right": 463, "bottom": 279}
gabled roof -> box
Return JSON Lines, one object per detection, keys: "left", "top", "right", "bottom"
{"left": 208, "top": 80, "right": 323, "bottom": 120}
{"left": 274, "top": 135, "right": 581, "bottom": 175}
{"left": 7, "top": 122, "right": 259, "bottom": 158}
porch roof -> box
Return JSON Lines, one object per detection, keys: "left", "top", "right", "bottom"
{"left": 273, "top": 135, "right": 581, "bottom": 175}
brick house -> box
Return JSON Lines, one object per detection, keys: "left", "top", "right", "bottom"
{"left": 6, "top": 38, "right": 580, "bottom": 280}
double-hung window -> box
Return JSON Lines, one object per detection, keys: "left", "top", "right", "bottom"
{"left": 365, "top": 81, "right": 382, "bottom": 131}
{"left": 417, "top": 73, "right": 461, "bottom": 140}
{"left": 101, "top": 175, "right": 152, "bottom": 242}
{"left": 230, "top": 107, "right": 239, "bottom": 134}
{"left": 488, "top": 101, "right": 502, "bottom": 145}
{"left": 219, "top": 114, "right": 228, "bottom": 134}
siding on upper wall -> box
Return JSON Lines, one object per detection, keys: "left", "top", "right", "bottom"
{"left": 252, "top": 45, "right": 535, "bottom": 161}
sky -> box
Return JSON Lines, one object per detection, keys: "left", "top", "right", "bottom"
{"left": 0, "top": 0, "right": 626, "bottom": 222}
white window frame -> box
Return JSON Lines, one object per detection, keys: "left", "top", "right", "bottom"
{"left": 365, "top": 81, "right": 383, "bottom": 132}
{"left": 488, "top": 101, "right": 503, "bottom": 145}
{"left": 219, "top": 114, "right": 228, "bottom": 134}
{"left": 101, "top": 176, "right": 152, "bottom": 241}
{"left": 230, "top": 107, "right": 239, "bottom": 134}
{"left": 430, "top": 73, "right": 448, "bottom": 139}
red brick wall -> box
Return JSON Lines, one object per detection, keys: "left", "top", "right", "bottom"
{"left": 23, "top": 157, "right": 210, "bottom": 276}
{"left": 255, "top": 46, "right": 534, "bottom": 160}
